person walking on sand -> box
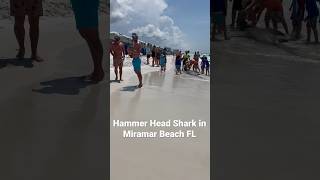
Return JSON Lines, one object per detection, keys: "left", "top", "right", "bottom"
{"left": 159, "top": 49, "right": 167, "bottom": 73}
{"left": 10, "top": 0, "right": 44, "bottom": 62}
{"left": 110, "top": 35, "right": 125, "bottom": 81}
{"left": 128, "top": 33, "right": 143, "bottom": 88}
{"left": 151, "top": 45, "right": 156, "bottom": 67}
{"left": 70, "top": 0, "right": 104, "bottom": 83}
{"left": 146, "top": 44, "right": 151, "bottom": 65}
{"left": 305, "top": 0, "right": 319, "bottom": 43}
{"left": 175, "top": 54, "right": 182, "bottom": 75}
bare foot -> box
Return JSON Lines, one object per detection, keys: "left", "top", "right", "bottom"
{"left": 31, "top": 55, "right": 44, "bottom": 62}
{"left": 91, "top": 71, "right": 105, "bottom": 83}
{"left": 137, "top": 83, "right": 143, "bottom": 88}
{"left": 16, "top": 48, "right": 25, "bottom": 59}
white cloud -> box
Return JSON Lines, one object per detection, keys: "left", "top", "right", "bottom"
{"left": 110, "top": 0, "right": 188, "bottom": 50}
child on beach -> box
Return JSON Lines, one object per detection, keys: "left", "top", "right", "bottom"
{"left": 305, "top": 0, "right": 319, "bottom": 43}
{"left": 201, "top": 55, "right": 210, "bottom": 76}
{"left": 159, "top": 50, "right": 167, "bottom": 73}
{"left": 175, "top": 55, "right": 182, "bottom": 75}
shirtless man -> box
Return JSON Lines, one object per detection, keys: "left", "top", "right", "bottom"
{"left": 110, "top": 35, "right": 125, "bottom": 81}
{"left": 128, "top": 33, "right": 143, "bottom": 88}
{"left": 10, "top": 0, "right": 44, "bottom": 61}
{"left": 70, "top": 0, "right": 104, "bottom": 83}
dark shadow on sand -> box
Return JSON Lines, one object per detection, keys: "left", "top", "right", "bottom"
{"left": 0, "top": 58, "right": 34, "bottom": 68}
{"left": 185, "top": 70, "right": 207, "bottom": 78}
{"left": 110, "top": 80, "right": 121, "bottom": 83}
{"left": 120, "top": 85, "right": 139, "bottom": 92}
{"left": 32, "top": 76, "right": 95, "bottom": 95}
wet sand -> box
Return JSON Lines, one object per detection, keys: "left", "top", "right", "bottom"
{"left": 214, "top": 25, "right": 320, "bottom": 180}
{"left": 110, "top": 59, "right": 210, "bottom": 180}
{"left": 0, "top": 17, "right": 108, "bottom": 179}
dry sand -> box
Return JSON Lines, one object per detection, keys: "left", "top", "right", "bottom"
{"left": 0, "top": 0, "right": 107, "bottom": 19}
{"left": 213, "top": 1, "right": 320, "bottom": 180}
{"left": 0, "top": 16, "right": 108, "bottom": 179}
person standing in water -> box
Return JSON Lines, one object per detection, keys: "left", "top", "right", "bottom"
{"left": 10, "top": 0, "right": 44, "bottom": 62}
{"left": 70, "top": 0, "right": 104, "bottom": 83}
{"left": 110, "top": 35, "right": 125, "bottom": 81}
{"left": 128, "top": 33, "right": 143, "bottom": 88}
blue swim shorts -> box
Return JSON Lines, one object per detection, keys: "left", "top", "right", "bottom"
{"left": 70, "top": 0, "right": 99, "bottom": 29}
{"left": 132, "top": 57, "right": 141, "bottom": 72}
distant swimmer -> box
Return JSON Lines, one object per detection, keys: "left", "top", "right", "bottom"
{"left": 110, "top": 35, "right": 125, "bottom": 81}
{"left": 10, "top": 0, "right": 44, "bottom": 62}
{"left": 128, "top": 33, "right": 143, "bottom": 88}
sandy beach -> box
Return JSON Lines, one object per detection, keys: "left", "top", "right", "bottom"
{"left": 214, "top": 1, "right": 320, "bottom": 179}
{"left": 0, "top": 15, "right": 108, "bottom": 179}
{"left": 110, "top": 57, "right": 210, "bottom": 180}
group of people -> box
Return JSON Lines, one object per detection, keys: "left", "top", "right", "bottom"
{"left": 175, "top": 51, "right": 210, "bottom": 75}
{"left": 110, "top": 33, "right": 143, "bottom": 88}
{"left": 213, "top": 0, "right": 320, "bottom": 43}
{"left": 110, "top": 34, "right": 211, "bottom": 88}
{"left": 10, "top": 0, "right": 104, "bottom": 83}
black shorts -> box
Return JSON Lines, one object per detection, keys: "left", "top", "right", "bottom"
{"left": 152, "top": 52, "right": 155, "bottom": 57}
{"left": 147, "top": 54, "right": 151, "bottom": 58}
{"left": 232, "top": 0, "right": 242, "bottom": 11}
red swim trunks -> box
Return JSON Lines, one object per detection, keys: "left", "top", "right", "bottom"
{"left": 263, "top": 0, "right": 283, "bottom": 12}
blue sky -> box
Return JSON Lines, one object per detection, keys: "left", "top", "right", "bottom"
{"left": 110, "top": 0, "right": 210, "bottom": 54}
{"left": 164, "top": 0, "right": 210, "bottom": 53}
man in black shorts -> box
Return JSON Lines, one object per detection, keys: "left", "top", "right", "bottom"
{"left": 230, "top": 0, "right": 243, "bottom": 28}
